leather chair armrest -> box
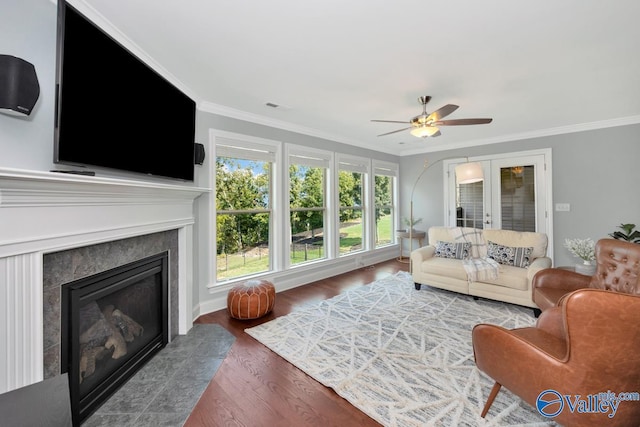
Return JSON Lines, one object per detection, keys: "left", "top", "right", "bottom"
{"left": 472, "top": 323, "right": 568, "bottom": 404}
{"left": 535, "top": 306, "right": 565, "bottom": 340}
{"left": 532, "top": 268, "right": 591, "bottom": 292}
{"left": 410, "top": 245, "right": 435, "bottom": 265}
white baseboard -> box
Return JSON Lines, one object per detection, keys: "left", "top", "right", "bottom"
{"left": 193, "top": 247, "right": 398, "bottom": 321}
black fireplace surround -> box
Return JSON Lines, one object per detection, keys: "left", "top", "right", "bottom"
{"left": 61, "top": 252, "right": 169, "bottom": 425}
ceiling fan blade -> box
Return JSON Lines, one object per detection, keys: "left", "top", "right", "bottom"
{"left": 426, "top": 104, "right": 459, "bottom": 122}
{"left": 371, "top": 119, "right": 410, "bottom": 124}
{"left": 377, "top": 126, "right": 412, "bottom": 137}
{"left": 434, "top": 118, "right": 493, "bottom": 126}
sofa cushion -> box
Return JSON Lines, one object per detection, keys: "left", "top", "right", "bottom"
{"left": 434, "top": 241, "right": 471, "bottom": 260}
{"left": 483, "top": 229, "right": 547, "bottom": 259}
{"left": 483, "top": 264, "right": 530, "bottom": 290}
{"left": 427, "top": 226, "right": 457, "bottom": 245}
{"left": 419, "top": 257, "right": 469, "bottom": 281}
{"left": 487, "top": 240, "right": 533, "bottom": 268}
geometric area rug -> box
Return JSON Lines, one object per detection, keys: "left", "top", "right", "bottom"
{"left": 246, "top": 271, "right": 555, "bottom": 426}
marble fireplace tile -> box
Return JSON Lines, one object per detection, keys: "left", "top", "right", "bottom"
{"left": 42, "top": 230, "right": 180, "bottom": 381}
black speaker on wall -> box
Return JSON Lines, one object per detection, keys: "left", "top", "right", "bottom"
{"left": 194, "top": 143, "right": 205, "bottom": 165}
{"left": 0, "top": 55, "right": 40, "bottom": 116}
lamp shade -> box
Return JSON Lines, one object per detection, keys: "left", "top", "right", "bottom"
{"left": 455, "top": 162, "right": 483, "bottom": 184}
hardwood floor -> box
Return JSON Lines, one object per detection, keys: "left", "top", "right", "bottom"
{"left": 184, "top": 259, "right": 409, "bottom": 427}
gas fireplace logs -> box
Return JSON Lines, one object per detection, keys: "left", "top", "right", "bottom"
{"left": 78, "top": 302, "right": 144, "bottom": 383}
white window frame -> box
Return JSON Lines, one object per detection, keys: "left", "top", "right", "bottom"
{"left": 286, "top": 145, "right": 334, "bottom": 267}
{"left": 372, "top": 160, "right": 400, "bottom": 248}
{"left": 210, "top": 131, "right": 282, "bottom": 285}
{"left": 335, "top": 154, "right": 370, "bottom": 256}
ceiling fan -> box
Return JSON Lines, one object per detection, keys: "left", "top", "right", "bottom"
{"left": 371, "top": 95, "right": 493, "bottom": 138}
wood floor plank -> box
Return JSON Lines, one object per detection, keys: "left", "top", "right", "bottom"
{"left": 185, "top": 260, "right": 407, "bottom": 426}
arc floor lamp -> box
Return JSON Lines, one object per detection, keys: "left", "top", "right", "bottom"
{"left": 408, "top": 158, "right": 484, "bottom": 271}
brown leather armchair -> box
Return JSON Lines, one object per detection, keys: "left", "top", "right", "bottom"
{"left": 472, "top": 288, "right": 640, "bottom": 426}
{"left": 533, "top": 238, "right": 640, "bottom": 311}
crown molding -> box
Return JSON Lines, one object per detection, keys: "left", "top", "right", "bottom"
{"left": 201, "top": 101, "right": 640, "bottom": 157}
{"left": 198, "top": 101, "right": 398, "bottom": 155}
{"left": 400, "top": 115, "right": 640, "bottom": 155}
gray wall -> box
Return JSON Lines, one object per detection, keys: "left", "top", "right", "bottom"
{"left": 400, "top": 124, "right": 640, "bottom": 267}
{"left": 1, "top": 0, "right": 58, "bottom": 171}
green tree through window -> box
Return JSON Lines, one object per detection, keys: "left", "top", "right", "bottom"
{"left": 374, "top": 173, "right": 395, "bottom": 246}
{"left": 216, "top": 157, "right": 271, "bottom": 281}
{"left": 290, "top": 164, "right": 326, "bottom": 264}
{"left": 213, "top": 137, "right": 398, "bottom": 283}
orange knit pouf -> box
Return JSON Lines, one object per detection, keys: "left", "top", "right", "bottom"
{"left": 227, "top": 279, "right": 276, "bottom": 320}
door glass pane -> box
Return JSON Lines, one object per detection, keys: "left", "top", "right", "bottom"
{"left": 456, "top": 180, "right": 484, "bottom": 229}
{"left": 500, "top": 165, "right": 535, "bottom": 232}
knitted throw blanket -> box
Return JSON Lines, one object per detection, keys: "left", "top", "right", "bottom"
{"left": 461, "top": 257, "right": 500, "bottom": 282}
{"left": 451, "top": 227, "right": 499, "bottom": 282}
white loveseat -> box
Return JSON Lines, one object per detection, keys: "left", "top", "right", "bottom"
{"left": 410, "top": 226, "right": 552, "bottom": 308}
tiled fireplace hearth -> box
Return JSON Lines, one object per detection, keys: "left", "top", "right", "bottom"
{"left": 0, "top": 168, "right": 208, "bottom": 394}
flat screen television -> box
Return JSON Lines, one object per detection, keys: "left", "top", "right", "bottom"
{"left": 54, "top": 1, "right": 196, "bottom": 181}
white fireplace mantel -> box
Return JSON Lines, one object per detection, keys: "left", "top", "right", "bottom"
{"left": 0, "top": 167, "right": 210, "bottom": 393}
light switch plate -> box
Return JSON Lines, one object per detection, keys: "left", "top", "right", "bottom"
{"left": 555, "top": 203, "right": 571, "bottom": 212}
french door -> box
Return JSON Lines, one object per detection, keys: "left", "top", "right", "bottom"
{"left": 444, "top": 149, "right": 553, "bottom": 256}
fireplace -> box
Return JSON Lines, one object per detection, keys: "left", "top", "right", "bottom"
{"left": 0, "top": 168, "right": 205, "bottom": 399}
{"left": 61, "top": 252, "right": 169, "bottom": 425}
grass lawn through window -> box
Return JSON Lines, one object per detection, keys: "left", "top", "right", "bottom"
{"left": 216, "top": 215, "right": 393, "bottom": 281}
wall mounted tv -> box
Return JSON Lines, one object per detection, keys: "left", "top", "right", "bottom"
{"left": 54, "top": 2, "right": 196, "bottom": 181}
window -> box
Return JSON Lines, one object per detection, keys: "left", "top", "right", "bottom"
{"left": 215, "top": 138, "right": 277, "bottom": 282}
{"left": 209, "top": 130, "right": 401, "bottom": 288}
{"left": 288, "top": 148, "right": 332, "bottom": 265}
{"left": 337, "top": 156, "right": 368, "bottom": 256}
{"left": 373, "top": 161, "right": 398, "bottom": 248}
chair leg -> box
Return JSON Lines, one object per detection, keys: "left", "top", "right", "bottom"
{"left": 481, "top": 382, "right": 502, "bottom": 418}
{"left": 414, "top": 283, "right": 421, "bottom": 290}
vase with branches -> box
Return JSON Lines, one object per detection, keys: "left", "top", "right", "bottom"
{"left": 402, "top": 217, "right": 422, "bottom": 231}
{"left": 564, "top": 238, "right": 596, "bottom": 264}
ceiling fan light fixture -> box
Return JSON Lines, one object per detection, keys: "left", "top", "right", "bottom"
{"left": 372, "top": 95, "right": 492, "bottom": 138}
{"left": 410, "top": 125, "right": 439, "bottom": 138}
